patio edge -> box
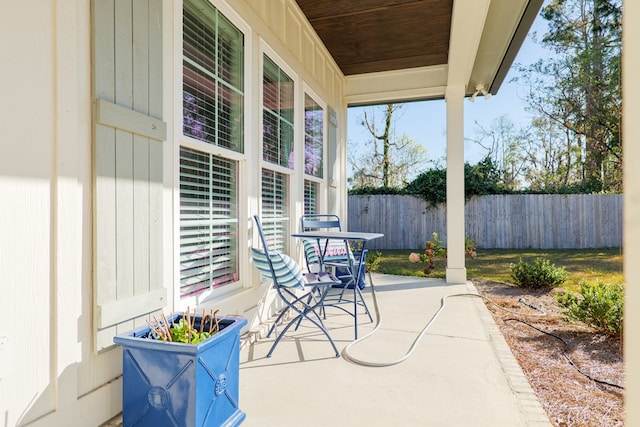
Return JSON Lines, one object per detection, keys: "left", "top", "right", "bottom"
{"left": 466, "top": 281, "right": 552, "bottom": 426}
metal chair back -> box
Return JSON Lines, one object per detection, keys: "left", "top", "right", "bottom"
{"left": 251, "top": 215, "right": 340, "bottom": 357}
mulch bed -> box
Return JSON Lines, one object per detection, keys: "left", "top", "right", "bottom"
{"left": 472, "top": 279, "right": 624, "bottom": 427}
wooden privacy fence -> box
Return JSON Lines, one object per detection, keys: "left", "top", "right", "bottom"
{"left": 347, "top": 194, "right": 622, "bottom": 249}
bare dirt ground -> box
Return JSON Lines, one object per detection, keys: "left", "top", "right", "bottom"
{"left": 472, "top": 279, "right": 624, "bottom": 427}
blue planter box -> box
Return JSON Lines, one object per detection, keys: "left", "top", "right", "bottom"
{"left": 114, "top": 315, "right": 247, "bottom": 427}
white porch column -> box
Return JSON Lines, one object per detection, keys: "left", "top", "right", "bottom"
{"left": 445, "top": 85, "right": 466, "bottom": 284}
{"left": 623, "top": 2, "right": 639, "bottom": 424}
{"left": 444, "top": 0, "right": 489, "bottom": 284}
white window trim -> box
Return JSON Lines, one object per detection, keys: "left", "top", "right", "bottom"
{"left": 172, "top": 0, "right": 253, "bottom": 310}
{"left": 302, "top": 84, "right": 328, "bottom": 213}
{"left": 259, "top": 41, "right": 300, "bottom": 253}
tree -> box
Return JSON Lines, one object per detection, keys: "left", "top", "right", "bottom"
{"left": 518, "top": 0, "right": 621, "bottom": 192}
{"left": 348, "top": 104, "right": 428, "bottom": 189}
{"left": 467, "top": 116, "right": 530, "bottom": 190}
{"left": 404, "top": 157, "right": 504, "bottom": 205}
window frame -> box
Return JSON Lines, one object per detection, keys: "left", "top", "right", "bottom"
{"left": 182, "top": 0, "right": 244, "bottom": 152}
{"left": 259, "top": 45, "right": 299, "bottom": 255}
{"left": 301, "top": 86, "right": 327, "bottom": 215}
{"left": 303, "top": 92, "right": 324, "bottom": 179}
{"left": 174, "top": 0, "right": 252, "bottom": 308}
{"left": 303, "top": 179, "right": 319, "bottom": 215}
{"left": 178, "top": 146, "right": 240, "bottom": 297}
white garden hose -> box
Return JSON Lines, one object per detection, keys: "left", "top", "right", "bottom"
{"left": 341, "top": 272, "right": 545, "bottom": 367}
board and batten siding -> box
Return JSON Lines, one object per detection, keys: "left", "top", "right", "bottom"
{"left": 93, "top": 0, "right": 166, "bottom": 350}
{"left": 348, "top": 194, "right": 622, "bottom": 249}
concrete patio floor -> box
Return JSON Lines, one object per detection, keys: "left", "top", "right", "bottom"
{"left": 102, "top": 274, "right": 551, "bottom": 427}
{"left": 239, "top": 274, "right": 551, "bottom": 427}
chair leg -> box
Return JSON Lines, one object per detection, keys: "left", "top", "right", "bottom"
{"left": 294, "top": 292, "right": 324, "bottom": 331}
{"left": 266, "top": 315, "right": 301, "bottom": 357}
{"left": 267, "top": 287, "right": 340, "bottom": 358}
{"left": 267, "top": 311, "right": 339, "bottom": 358}
{"left": 356, "top": 285, "right": 374, "bottom": 323}
{"left": 329, "top": 267, "right": 374, "bottom": 323}
{"left": 266, "top": 306, "right": 291, "bottom": 338}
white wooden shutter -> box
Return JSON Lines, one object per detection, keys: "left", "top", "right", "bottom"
{"left": 92, "top": 0, "right": 166, "bottom": 348}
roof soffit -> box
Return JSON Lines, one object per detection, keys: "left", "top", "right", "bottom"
{"left": 294, "top": 0, "right": 543, "bottom": 102}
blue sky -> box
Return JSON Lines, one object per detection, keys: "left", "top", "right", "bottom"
{"left": 347, "top": 11, "right": 551, "bottom": 170}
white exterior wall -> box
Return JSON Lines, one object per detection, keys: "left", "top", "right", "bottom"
{"left": 0, "top": 0, "right": 347, "bottom": 425}
{"left": 3, "top": 0, "right": 638, "bottom": 425}
{"left": 623, "top": 2, "right": 640, "bottom": 425}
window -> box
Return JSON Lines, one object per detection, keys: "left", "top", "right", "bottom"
{"left": 303, "top": 93, "right": 323, "bottom": 215}
{"left": 304, "top": 94, "right": 323, "bottom": 177}
{"left": 261, "top": 169, "right": 289, "bottom": 252}
{"left": 262, "top": 55, "right": 294, "bottom": 168}
{"left": 180, "top": 0, "right": 243, "bottom": 296}
{"left": 304, "top": 180, "right": 318, "bottom": 215}
{"left": 261, "top": 54, "right": 294, "bottom": 250}
{"left": 183, "top": 0, "right": 244, "bottom": 152}
{"left": 180, "top": 148, "right": 238, "bottom": 296}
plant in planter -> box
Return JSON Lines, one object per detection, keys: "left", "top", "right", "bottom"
{"left": 148, "top": 309, "right": 221, "bottom": 344}
{"left": 114, "top": 308, "right": 247, "bottom": 427}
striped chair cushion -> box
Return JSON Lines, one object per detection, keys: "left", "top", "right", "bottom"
{"left": 251, "top": 248, "right": 305, "bottom": 290}
{"left": 303, "top": 239, "right": 351, "bottom": 264}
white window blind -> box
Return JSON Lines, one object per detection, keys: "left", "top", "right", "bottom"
{"left": 304, "top": 180, "right": 318, "bottom": 215}
{"left": 180, "top": 0, "right": 243, "bottom": 297}
{"left": 183, "top": 0, "right": 244, "bottom": 152}
{"left": 261, "top": 169, "right": 289, "bottom": 252}
{"left": 262, "top": 55, "right": 294, "bottom": 167}
{"left": 180, "top": 147, "right": 238, "bottom": 296}
{"left": 304, "top": 94, "right": 323, "bottom": 177}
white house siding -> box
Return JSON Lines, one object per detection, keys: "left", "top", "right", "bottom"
{"left": 0, "top": 0, "right": 346, "bottom": 426}
{"left": 623, "top": 2, "right": 640, "bottom": 424}
{"left": 0, "top": 1, "right": 104, "bottom": 425}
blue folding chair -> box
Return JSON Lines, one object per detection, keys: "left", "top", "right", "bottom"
{"left": 251, "top": 215, "right": 342, "bottom": 357}
{"left": 299, "top": 214, "right": 349, "bottom": 272}
{"left": 300, "top": 214, "right": 373, "bottom": 322}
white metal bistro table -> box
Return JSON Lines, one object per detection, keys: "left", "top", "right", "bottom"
{"left": 291, "top": 230, "right": 384, "bottom": 339}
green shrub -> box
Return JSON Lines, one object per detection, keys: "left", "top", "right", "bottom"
{"left": 509, "top": 257, "right": 569, "bottom": 288}
{"left": 366, "top": 250, "right": 382, "bottom": 272}
{"left": 403, "top": 156, "right": 505, "bottom": 206}
{"left": 404, "top": 168, "right": 447, "bottom": 206}
{"left": 556, "top": 280, "right": 624, "bottom": 337}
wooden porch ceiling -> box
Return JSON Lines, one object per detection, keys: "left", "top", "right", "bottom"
{"left": 294, "top": 0, "right": 452, "bottom": 76}
{"left": 295, "top": 0, "right": 544, "bottom": 101}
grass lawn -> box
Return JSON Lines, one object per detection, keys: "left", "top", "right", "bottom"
{"left": 372, "top": 247, "right": 624, "bottom": 289}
